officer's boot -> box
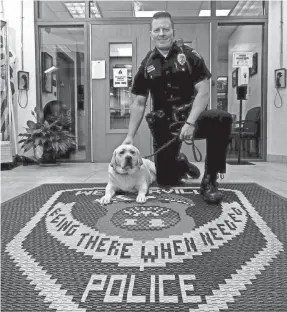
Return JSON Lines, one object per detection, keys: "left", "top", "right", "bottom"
{"left": 200, "top": 173, "right": 224, "bottom": 204}
{"left": 178, "top": 153, "right": 201, "bottom": 179}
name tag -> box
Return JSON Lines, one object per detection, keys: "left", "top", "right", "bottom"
{"left": 147, "top": 65, "right": 155, "bottom": 73}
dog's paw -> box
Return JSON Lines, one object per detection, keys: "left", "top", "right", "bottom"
{"left": 136, "top": 194, "right": 146, "bottom": 203}
{"left": 99, "top": 195, "right": 113, "bottom": 205}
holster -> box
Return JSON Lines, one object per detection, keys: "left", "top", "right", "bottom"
{"left": 171, "top": 103, "right": 192, "bottom": 122}
{"left": 145, "top": 103, "right": 192, "bottom": 140}
{"left": 145, "top": 110, "right": 170, "bottom": 144}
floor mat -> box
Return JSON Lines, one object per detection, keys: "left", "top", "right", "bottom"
{"left": 1, "top": 183, "right": 287, "bottom": 312}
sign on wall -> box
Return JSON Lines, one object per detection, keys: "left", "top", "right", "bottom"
{"left": 232, "top": 52, "right": 253, "bottom": 68}
{"left": 113, "top": 68, "right": 128, "bottom": 88}
{"left": 92, "top": 60, "right": 106, "bottom": 79}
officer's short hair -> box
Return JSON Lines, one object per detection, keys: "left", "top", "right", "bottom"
{"left": 151, "top": 11, "right": 174, "bottom": 30}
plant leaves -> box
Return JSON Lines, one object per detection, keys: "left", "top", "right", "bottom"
{"left": 25, "top": 127, "right": 34, "bottom": 134}
{"left": 23, "top": 141, "right": 34, "bottom": 152}
{"left": 33, "top": 129, "right": 42, "bottom": 134}
{"left": 27, "top": 120, "right": 37, "bottom": 128}
{"left": 34, "top": 137, "right": 42, "bottom": 146}
{"left": 34, "top": 145, "right": 43, "bottom": 159}
{"left": 18, "top": 139, "right": 27, "bottom": 144}
{"left": 18, "top": 112, "right": 76, "bottom": 155}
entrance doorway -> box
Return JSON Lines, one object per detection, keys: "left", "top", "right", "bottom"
{"left": 91, "top": 22, "right": 210, "bottom": 162}
{"left": 216, "top": 24, "right": 264, "bottom": 161}
{"left": 91, "top": 24, "right": 151, "bottom": 162}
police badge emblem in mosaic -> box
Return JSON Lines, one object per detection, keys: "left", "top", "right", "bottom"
{"left": 6, "top": 186, "right": 283, "bottom": 311}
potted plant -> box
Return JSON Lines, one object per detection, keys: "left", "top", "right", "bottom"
{"left": 18, "top": 107, "right": 76, "bottom": 164}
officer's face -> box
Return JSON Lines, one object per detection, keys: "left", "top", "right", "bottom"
{"left": 151, "top": 18, "right": 174, "bottom": 51}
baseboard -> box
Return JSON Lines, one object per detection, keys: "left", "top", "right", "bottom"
{"left": 267, "top": 154, "right": 287, "bottom": 163}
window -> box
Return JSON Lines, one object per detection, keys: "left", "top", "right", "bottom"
{"left": 39, "top": 1, "right": 86, "bottom": 19}
{"left": 216, "top": 0, "right": 264, "bottom": 16}
{"left": 39, "top": 26, "right": 87, "bottom": 160}
{"left": 89, "top": 1, "right": 211, "bottom": 18}
{"left": 109, "top": 43, "right": 133, "bottom": 129}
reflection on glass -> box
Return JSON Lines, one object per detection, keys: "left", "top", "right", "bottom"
{"left": 217, "top": 24, "right": 263, "bottom": 160}
{"left": 109, "top": 43, "right": 132, "bottom": 129}
{"left": 216, "top": 77, "right": 228, "bottom": 111}
{"left": 0, "top": 21, "right": 11, "bottom": 142}
{"left": 39, "top": 26, "right": 87, "bottom": 161}
{"left": 90, "top": 2, "right": 102, "bottom": 18}
{"left": 89, "top": 1, "right": 210, "bottom": 18}
{"left": 39, "top": 1, "right": 86, "bottom": 19}
{"left": 216, "top": 0, "right": 264, "bottom": 16}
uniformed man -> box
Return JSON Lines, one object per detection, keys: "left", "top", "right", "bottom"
{"left": 123, "top": 11, "right": 232, "bottom": 204}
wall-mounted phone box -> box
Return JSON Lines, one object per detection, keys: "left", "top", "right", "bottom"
{"left": 275, "top": 68, "right": 286, "bottom": 88}
{"left": 17, "top": 71, "right": 29, "bottom": 90}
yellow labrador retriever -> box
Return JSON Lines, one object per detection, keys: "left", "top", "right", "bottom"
{"left": 99, "top": 144, "right": 156, "bottom": 205}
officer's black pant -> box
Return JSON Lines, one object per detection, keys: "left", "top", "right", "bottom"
{"left": 152, "top": 109, "right": 233, "bottom": 185}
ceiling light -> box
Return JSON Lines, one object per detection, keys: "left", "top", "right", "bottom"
{"left": 199, "top": 10, "right": 230, "bottom": 16}
{"left": 135, "top": 11, "right": 159, "bottom": 17}
{"left": 217, "top": 10, "right": 231, "bottom": 16}
{"left": 198, "top": 10, "right": 211, "bottom": 16}
{"left": 64, "top": 2, "right": 86, "bottom": 18}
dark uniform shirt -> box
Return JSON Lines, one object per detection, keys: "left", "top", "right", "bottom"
{"left": 131, "top": 41, "right": 212, "bottom": 116}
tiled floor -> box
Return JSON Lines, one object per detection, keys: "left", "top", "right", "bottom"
{"left": 1, "top": 161, "right": 286, "bottom": 203}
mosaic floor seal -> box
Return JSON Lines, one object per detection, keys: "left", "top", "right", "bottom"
{"left": 1, "top": 183, "right": 287, "bottom": 312}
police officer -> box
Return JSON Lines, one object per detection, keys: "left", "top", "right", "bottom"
{"left": 123, "top": 11, "right": 232, "bottom": 204}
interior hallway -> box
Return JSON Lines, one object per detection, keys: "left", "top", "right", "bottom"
{"left": 1, "top": 162, "right": 286, "bottom": 203}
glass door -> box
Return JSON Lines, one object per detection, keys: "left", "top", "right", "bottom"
{"left": 39, "top": 26, "right": 87, "bottom": 161}
{"left": 216, "top": 24, "right": 264, "bottom": 161}
{"left": 91, "top": 24, "right": 151, "bottom": 162}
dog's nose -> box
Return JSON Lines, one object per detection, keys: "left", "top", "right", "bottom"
{"left": 126, "top": 155, "right": 132, "bottom": 162}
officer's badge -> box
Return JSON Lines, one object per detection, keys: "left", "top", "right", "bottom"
{"left": 177, "top": 53, "right": 186, "bottom": 66}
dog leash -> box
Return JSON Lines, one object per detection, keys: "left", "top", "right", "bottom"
{"left": 143, "top": 121, "right": 202, "bottom": 162}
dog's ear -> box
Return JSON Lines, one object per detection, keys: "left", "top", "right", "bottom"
{"left": 137, "top": 151, "right": 143, "bottom": 168}
{"left": 110, "top": 150, "right": 118, "bottom": 171}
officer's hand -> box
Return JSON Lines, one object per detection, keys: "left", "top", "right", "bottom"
{"left": 122, "top": 136, "right": 134, "bottom": 145}
{"left": 179, "top": 124, "right": 195, "bottom": 142}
